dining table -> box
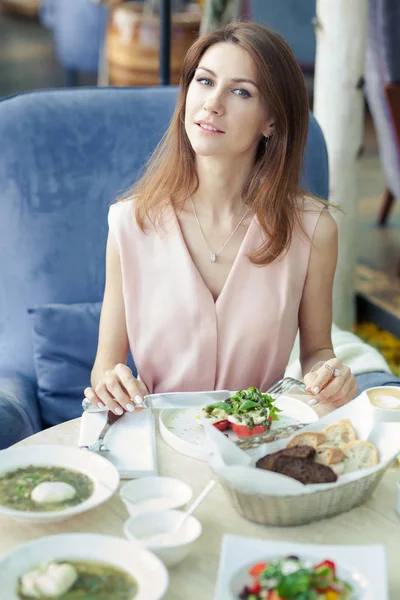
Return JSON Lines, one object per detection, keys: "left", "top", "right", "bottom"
{"left": 0, "top": 407, "right": 399, "bottom": 599}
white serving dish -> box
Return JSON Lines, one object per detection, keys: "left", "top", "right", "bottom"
{"left": 124, "top": 509, "right": 202, "bottom": 567}
{"left": 159, "top": 394, "right": 319, "bottom": 461}
{"left": 0, "top": 445, "right": 119, "bottom": 524}
{"left": 214, "top": 535, "right": 386, "bottom": 600}
{"left": 0, "top": 533, "right": 168, "bottom": 600}
{"left": 365, "top": 386, "right": 400, "bottom": 422}
{"left": 120, "top": 476, "right": 193, "bottom": 517}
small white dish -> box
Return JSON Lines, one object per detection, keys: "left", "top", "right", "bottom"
{"left": 124, "top": 509, "right": 202, "bottom": 567}
{"left": 0, "top": 533, "right": 168, "bottom": 600}
{"left": 0, "top": 445, "right": 119, "bottom": 524}
{"left": 119, "top": 476, "right": 193, "bottom": 517}
{"left": 365, "top": 386, "right": 400, "bottom": 422}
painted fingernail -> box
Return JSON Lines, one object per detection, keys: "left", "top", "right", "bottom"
{"left": 308, "top": 398, "right": 318, "bottom": 406}
{"left": 313, "top": 387, "right": 320, "bottom": 394}
{"left": 125, "top": 403, "right": 135, "bottom": 412}
{"left": 115, "top": 407, "right": 124, "bottom": 415}
{"left": 97, "top": 402, "right": 105, "bottom": 408}
{"left": 134, "top": 394, "right": 143, "bottom": 405}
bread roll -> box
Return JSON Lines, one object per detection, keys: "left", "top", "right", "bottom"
{"left": 322, "top": 419, "right": 357, "bottom": 447}
{"left": 287, "top": 432, "right": 325, "bottom": 449}
{"left": 340, "top": 440, "right": 379, "bottom": 474}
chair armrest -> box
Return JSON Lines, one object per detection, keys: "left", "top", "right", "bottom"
{"left": 39, "top": 0, "right": 57, "bottom": 30}
{"left": 0, "top": 376, "right": 42, "bottom": 450}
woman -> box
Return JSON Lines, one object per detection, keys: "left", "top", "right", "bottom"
{"left": 84, "top": 21, "right": 358, "bottom": 415}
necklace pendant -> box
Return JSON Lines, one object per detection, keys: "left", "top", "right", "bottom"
{"left": 210, "top": 253, "right": 217, "bottom": 263}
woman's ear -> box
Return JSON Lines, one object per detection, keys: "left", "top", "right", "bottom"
{"left": 263, "top": 121, "right": 275, "bottom": 138}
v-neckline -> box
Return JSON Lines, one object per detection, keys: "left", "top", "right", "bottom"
{"left": 173, "top": 207, "right": 255, "bottom": 306}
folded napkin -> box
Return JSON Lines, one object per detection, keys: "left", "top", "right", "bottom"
{"left": 79, "top": 410, "right": 157, "bottom": 479}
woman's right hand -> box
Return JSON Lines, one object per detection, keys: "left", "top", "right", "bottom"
{"left": 84, "top": 364, "right": 149, "bottom": 415}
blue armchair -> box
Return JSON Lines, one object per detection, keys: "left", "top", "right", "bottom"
{"left": 249, "top": 0, "right": 316, "bottom": 72}
{"left": 0, "top": 86, "right": 328, "bottom": 449}
{"left": 40, "top": 0, "right": 108, "bottom": 86}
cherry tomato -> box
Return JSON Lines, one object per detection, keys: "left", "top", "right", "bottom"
{"left": 247, "top": 580, "right": 261, "bottom": 594}
{"left": 249, "top": 562, "right": 268, "bottom": 577}
{"left": 213, "top": 420, "right": 230, "bottom": 431}
{"left": 314, "top": 559, "right": 336, "bottom": 578}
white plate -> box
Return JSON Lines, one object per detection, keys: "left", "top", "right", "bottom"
{"left": 159, "top": 395, "right": 318, "bottom": 461}
{"left": 230, "top": 555, "right": 369, "bottom": 599}
{"left": 214, "top": 535, "right": 385, "bottom": 600}
{"left": 0, "top": 445, "right": 119, "bottom": 524}
{"left": 0, "top": 533, "right": 168, "bottom": 600}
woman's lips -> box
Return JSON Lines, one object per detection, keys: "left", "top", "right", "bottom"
{"left": 196, "top": 122, "right": 225, "bottom": 134}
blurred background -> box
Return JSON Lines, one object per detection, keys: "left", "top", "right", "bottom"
{"left": 0, "top": 0, "right": 399, "bottom": 373}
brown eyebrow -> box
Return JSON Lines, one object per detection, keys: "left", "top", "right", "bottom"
{"left": 195, "top": 66, "right": 258, "bottom": 88}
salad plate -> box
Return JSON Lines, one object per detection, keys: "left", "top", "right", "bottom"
{"left": 231, "top": 554, "right": 368, "bottom": 599}
{"left": 159, "top": 392, "right": 318, "bottom": 461}
{"left": 214, "top": 535, "right": 386, "bottom": 600}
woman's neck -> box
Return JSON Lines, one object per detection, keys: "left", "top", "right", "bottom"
{"left": 191, "top": 154, "right": 254, "bottom": 220}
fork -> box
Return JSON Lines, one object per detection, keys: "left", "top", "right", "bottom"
{"left": 265, "top": 376, "right": 306, "bottom": 397}
{"left": 80, "top": 411, "right": 123, "bottom": 453}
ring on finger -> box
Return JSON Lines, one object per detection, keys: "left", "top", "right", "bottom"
{"left": 324, "top": 363, "right": 341, "bottom": 377}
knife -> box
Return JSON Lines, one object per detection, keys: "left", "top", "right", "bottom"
{"left": 82, "top": 390, "right": 231, "bottom": 413}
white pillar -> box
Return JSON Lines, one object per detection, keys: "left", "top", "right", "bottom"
{"left": 313, "top": 0, "right": 368, "bottom": 329}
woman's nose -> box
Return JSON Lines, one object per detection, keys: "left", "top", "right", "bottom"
{"left": 203, "top": 91, "right": 224, "bottom": 115}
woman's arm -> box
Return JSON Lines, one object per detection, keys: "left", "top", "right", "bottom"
{"left": 298, "top": 209, "right": 357, "bottom": 406}
{"left": 91, "top": 232, "right": 130, "bottom": 387}
{"left": 86, "top": 232, "right": 148, "bottom": 414}
{"left": 298, "top": 208, "right": 337, "bottom": 376}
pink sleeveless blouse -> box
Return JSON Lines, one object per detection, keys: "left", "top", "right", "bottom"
{"left": 108, "top": 200, "right": 324, "bottom": 394}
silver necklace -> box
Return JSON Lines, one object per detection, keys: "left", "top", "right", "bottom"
{"left": 190, "top": 197, "right": 251, "bottom": 263}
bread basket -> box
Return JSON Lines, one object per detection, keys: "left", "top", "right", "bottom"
{"left": 211, "top": 451, "right": 391, "bottom": 527}
{"left": 207, "top": 394, "right": 400, "bottom": 527}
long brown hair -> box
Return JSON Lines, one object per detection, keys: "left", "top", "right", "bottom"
{"left": 127, "top": 21, "right": 324, "bottom": 265}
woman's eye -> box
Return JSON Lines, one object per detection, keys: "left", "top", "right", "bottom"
{"left": 196, "top": 77, "right": 213, "bottom": 86}
{"left": 233, "top": 88, "right": 251, "bottom": 98}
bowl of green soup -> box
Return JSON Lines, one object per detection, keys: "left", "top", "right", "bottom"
{"left": 0, "top": 445, "right": 119, "bottom": 524}
{"left": 0, "top": 533, "right": 169, "bottom": 600}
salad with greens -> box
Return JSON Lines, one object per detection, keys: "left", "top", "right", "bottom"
{"left": 202, "top": 387, "right": 281, "bottom": 438}
{"left": 239, "top": 556, "right": 353, "bottom": 599}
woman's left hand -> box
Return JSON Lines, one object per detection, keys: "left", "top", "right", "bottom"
{"left": 303, "top": 358, "right": 358, "bottom": 408}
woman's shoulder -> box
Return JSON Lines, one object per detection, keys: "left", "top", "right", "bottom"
{"left": 297, "top": 194, "right": 326, "bottom": 214}
{"left": 294, "top": 195, "right": 336, "bottom": 241}
{"left": 109, "top": 198, "right": 135, "bottom": 217}
{"left": 108, "top": 197, "right": 174, "bottom": 236}
{"left": 108, "top": 198, "right": 136, "bottom": 223}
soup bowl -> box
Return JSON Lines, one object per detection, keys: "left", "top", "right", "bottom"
{"left": 0, "top": 533, "right": 169, "bottom": 600}
{"left": 0, "top": 445, "right": 119, "bottom": 523}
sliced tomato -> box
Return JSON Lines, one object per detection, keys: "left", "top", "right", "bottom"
{"left": 212, "top": 420, "right": 230, "bottom": 431}
{"left": 314, "top": 559, "right": 336, "bottom": 578}
{"left": 268, "top": 591, "right": 282, "bottom": 600}
{"left": 249, "top": 562, "right": 268, "bottom": 577}
{"left": 247, "top": 580, "right": 261, "bottom": 594}
{"left": 231, "top": 423, "right": 269, "bottom": 438}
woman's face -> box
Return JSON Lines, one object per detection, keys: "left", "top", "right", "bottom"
{"left": 185, "top": 42, "right": 272, "bottom": 159}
